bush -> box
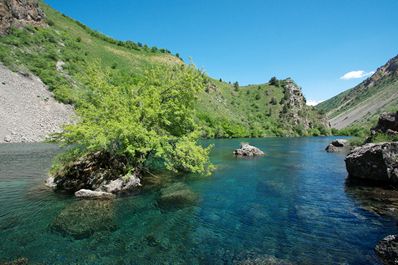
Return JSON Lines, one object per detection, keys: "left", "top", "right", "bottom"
{"left": 52, "top": 62, "right": 214, "bottom": 176}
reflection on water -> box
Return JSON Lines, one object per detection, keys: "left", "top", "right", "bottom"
{"left": 0, "top": 138, "right": 397, "bottom": 264}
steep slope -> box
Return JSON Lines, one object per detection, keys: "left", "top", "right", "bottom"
{"left": 0, "top": 0, "right": 329, "bottom": 140}
{"left": 318, "top": 54, "right": 398, "bottom": 130}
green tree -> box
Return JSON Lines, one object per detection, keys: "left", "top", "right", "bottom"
{"left": 53, "top": 62, "right": 214, "bottom": 177}
{"left": 233, "top": 81, "right": 239, "bottom": 91}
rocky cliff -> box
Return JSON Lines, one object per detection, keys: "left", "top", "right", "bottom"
{"left": 0, "top": 0, "right": 45, "bottom": 35}
{"left": 318, "top": 54, "right": 398, "bottom": 129}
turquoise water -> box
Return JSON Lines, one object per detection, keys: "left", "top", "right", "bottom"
{"left": 0, "top": 138, "right": 397, "bottom": 264}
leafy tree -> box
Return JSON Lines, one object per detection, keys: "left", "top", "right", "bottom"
{"left": 255, "top": 93, "right": 261, "bottom": 100}
{"left": 233, "top": 81, "right": 239, "bottom": 91}
{"left": 269, "top": 76, "right": 278, "bottom": 86}
{"left": 52, "top": 62, "right": 214, "bottom": 176}
{"left": 270, "top": 97, "right": 277, "bottom": 105}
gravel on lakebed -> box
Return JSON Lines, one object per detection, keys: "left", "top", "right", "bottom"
{"left": 0, "top": 64, "right": 75, "bottom": 143}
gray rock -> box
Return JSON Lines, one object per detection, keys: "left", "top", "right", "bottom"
{"left": 345, "top": 142, "right": 398, "bottom": 184}
{"left": 374, "top": 112, "right": 398, "bottom": 133}
{"left": 3, "top": 135, "right": 11, "bottom": 143}
{"left": 44, "top": 176, "right": 56, "bottom": 189}
{"left": 375, "top": 234, "right": 398, "bottom": 265}
{"left": 103, "top": 174, "right": 141, "bottom": 193}
{"left": 234, "top": 143, "right": 265, "bottom": 156}
{"left": 325, "top": 139, "right": 349, "bottom": 152}
{"left": 75, "top": 189, "right": 115, "bottom": 199}
{"left": 237, "top": 255, "right": 294, "bottom": 265}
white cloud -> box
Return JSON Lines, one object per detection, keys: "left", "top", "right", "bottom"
{"left": 306, "top": 99, "right": 324, "bottom": 106}
{"left": 340, "top": 70, "right": 375, "bottom": 80}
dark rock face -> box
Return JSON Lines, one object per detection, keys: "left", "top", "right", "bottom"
{"left": 234, "top": 143, "right": 265, "bottom": 157}
{"left": 0, "top": 0, "right": 45, "bottom": 35}
{"left": 373, "top": 112, "right": 398, "bottom": 134}
{"left": 345, "top": 142, "right": 398, "bottom": 185}
{"left": 157, "top": 182, "right": 199, "bottom": 209}
{"left": 325, "top": 139, "right": 350, "bottom": 152}
{"left": 50, "top": 200, "right": 116, "bottom": 239}
{"left": 375, "top": 235, "right": 398, "bottom": 265}
{"left": 52, "top": 151, "right": 129, "bottom": 193}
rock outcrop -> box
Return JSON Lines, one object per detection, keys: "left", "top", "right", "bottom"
{"left": 375, "top": 234, "right": 398, "bottom": 265}
{"left": 234, "top": 143, "right": 265, "bottom": 157}
{"left": 345, "top": 142, "right": 398, "bottom": 185}
{"left": 74, "top": 189, "right": 115, "bottom": 199}
{"left": 325, "top": 139, "right": 350, "bottom": 152}
{"left": 0, "top": 0, "right": 45, "bottom": 35}
{"left": 372, "top": 112, "right": 398, "bottom": 134}
{"left": 51, "top": 151, "right": 140, "bottom": 193}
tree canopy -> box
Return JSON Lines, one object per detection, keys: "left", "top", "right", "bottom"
{"left": 53, "top": 62, "right": 214, "bottom": 176}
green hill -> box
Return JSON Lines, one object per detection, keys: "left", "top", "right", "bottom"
{"left": 0, "top": 0, "right": 330, "bottom": 138}
{"left": 317, "top": 54, "right": 398, "bottom": 132}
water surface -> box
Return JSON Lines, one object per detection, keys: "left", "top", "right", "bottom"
{"left": 0, "top": 138, "right": 397, "bottom": 264}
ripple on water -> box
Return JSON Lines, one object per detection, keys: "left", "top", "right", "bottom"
{"left": 0, "top": 138, "right": 396, "bottom": 264}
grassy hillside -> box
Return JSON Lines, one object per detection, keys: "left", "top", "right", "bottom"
{"left": 0, "top": 1, "right": 330, "bottom": 138}
{"left": 317, "top": 54, "right": 398, "bottom": 132}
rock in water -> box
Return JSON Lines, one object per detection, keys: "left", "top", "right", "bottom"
{"left": 157, "top": 182, "right": 199, "bottom": 209}
{"left": 237, "top": 255, "right": 294, "bottom": 265}
{"left": 345, "top": 142, "right": 398, "bottom": 185}
{"left": 50, "top": 200, "right": 116, "bottom": 239}
{"left": 325, "top": 139, "right": 349, "bottom": 152}
{"left": 74, "top": 189, "right": 115, "bottom": 199}
{"left": 375, "top": 235, "right": 398, "bottom": 265}
{"left": 234, "top": 143, "right": 265, "bottom": 157}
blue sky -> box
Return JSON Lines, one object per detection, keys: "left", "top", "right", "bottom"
{"left": 45, "top": 0, "right": 398, "bottom": 104}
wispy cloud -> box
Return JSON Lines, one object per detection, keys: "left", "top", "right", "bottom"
{"left": 340, "top": 70, "right": 375, "bottom": 80}
{"left": 306, "top": 99, "right": 324, "bottom": 106}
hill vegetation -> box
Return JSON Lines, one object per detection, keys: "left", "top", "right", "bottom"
{"left": 318, "top": 54, "right": 398, "bottom": 135}
{"left": 0, "top": 1, "right": 329, "bottom": 139}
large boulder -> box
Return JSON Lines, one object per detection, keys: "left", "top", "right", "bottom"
{"left": 52, "top": 151, "right": 130, "bottom": 193}
{"left": 103, "top": 173, "right": 141, "bottom": 193}
{"left": 375, "top": 235, "right": 398, "bottom": 265}
{"left": 157, "top": 182, "right": 199, "bottom": 209}
{"left": 74, "top": 189, "right": 115, "bottom": 199}
{"left": 234, "top": 143, "right": 265, "bottom": 157}
{"left": 373, "top": 112, "right": 398, "bottom": 133}
{"left": 325, "top": 139, "right": 349, "bottom": 152}
{"left": 345, "top": 142, "right": 398, "bottom": 185}
{"left": 50, "top": 200, "right": 117, "bottom": 239}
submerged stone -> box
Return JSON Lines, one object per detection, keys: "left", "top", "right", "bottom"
{"left": 236, "top": 255, "right": 294, "bottom": 265}
{"left": 157, "top": 182, "right": 199, "bottom": 209}
{"left": 50, "top": 200, "right": 117, "bottom": 239}
{"left": 0, "top": 258, "right": 29, "bottom": 265}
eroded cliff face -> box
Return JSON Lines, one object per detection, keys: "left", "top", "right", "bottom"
{"left": 279, "top": 79, "right": 329, "bottom": 132}
{"left": 0, "top": 0, "right": 45, "bottom": 35}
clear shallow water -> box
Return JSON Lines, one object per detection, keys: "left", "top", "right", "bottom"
{"left": 0, "top": 138, "right": 397, "bottom": 265}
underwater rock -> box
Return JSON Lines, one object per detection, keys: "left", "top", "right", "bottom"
{"left": 236, "top": 254, "right": 294, "bottom": 265}
{"left": 157, "top": 182, "right": 199, "bottom": 209}
{"left": 375, "top": 234, "right": 398, "bottom": 265}
{"left": 325, "top": 139, "right": 349, "bottom": 152}
{"left": 50, "top": 200, "right": 117, "bottom": 239}
{"left": 234, "top": 143, "right": 265, "bottom": 157}
{"left": 75, "top": 189, "right": 115, "bottom": 199}
{"left": 345, "top": 142, "right": 398, "bottom": 185}
{"left": 0, "top": 257, "right": 29, "bottom": 265}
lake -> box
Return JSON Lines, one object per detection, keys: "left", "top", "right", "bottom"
{"left": 0, "top": 137, "right": 396, "bottom": 264}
